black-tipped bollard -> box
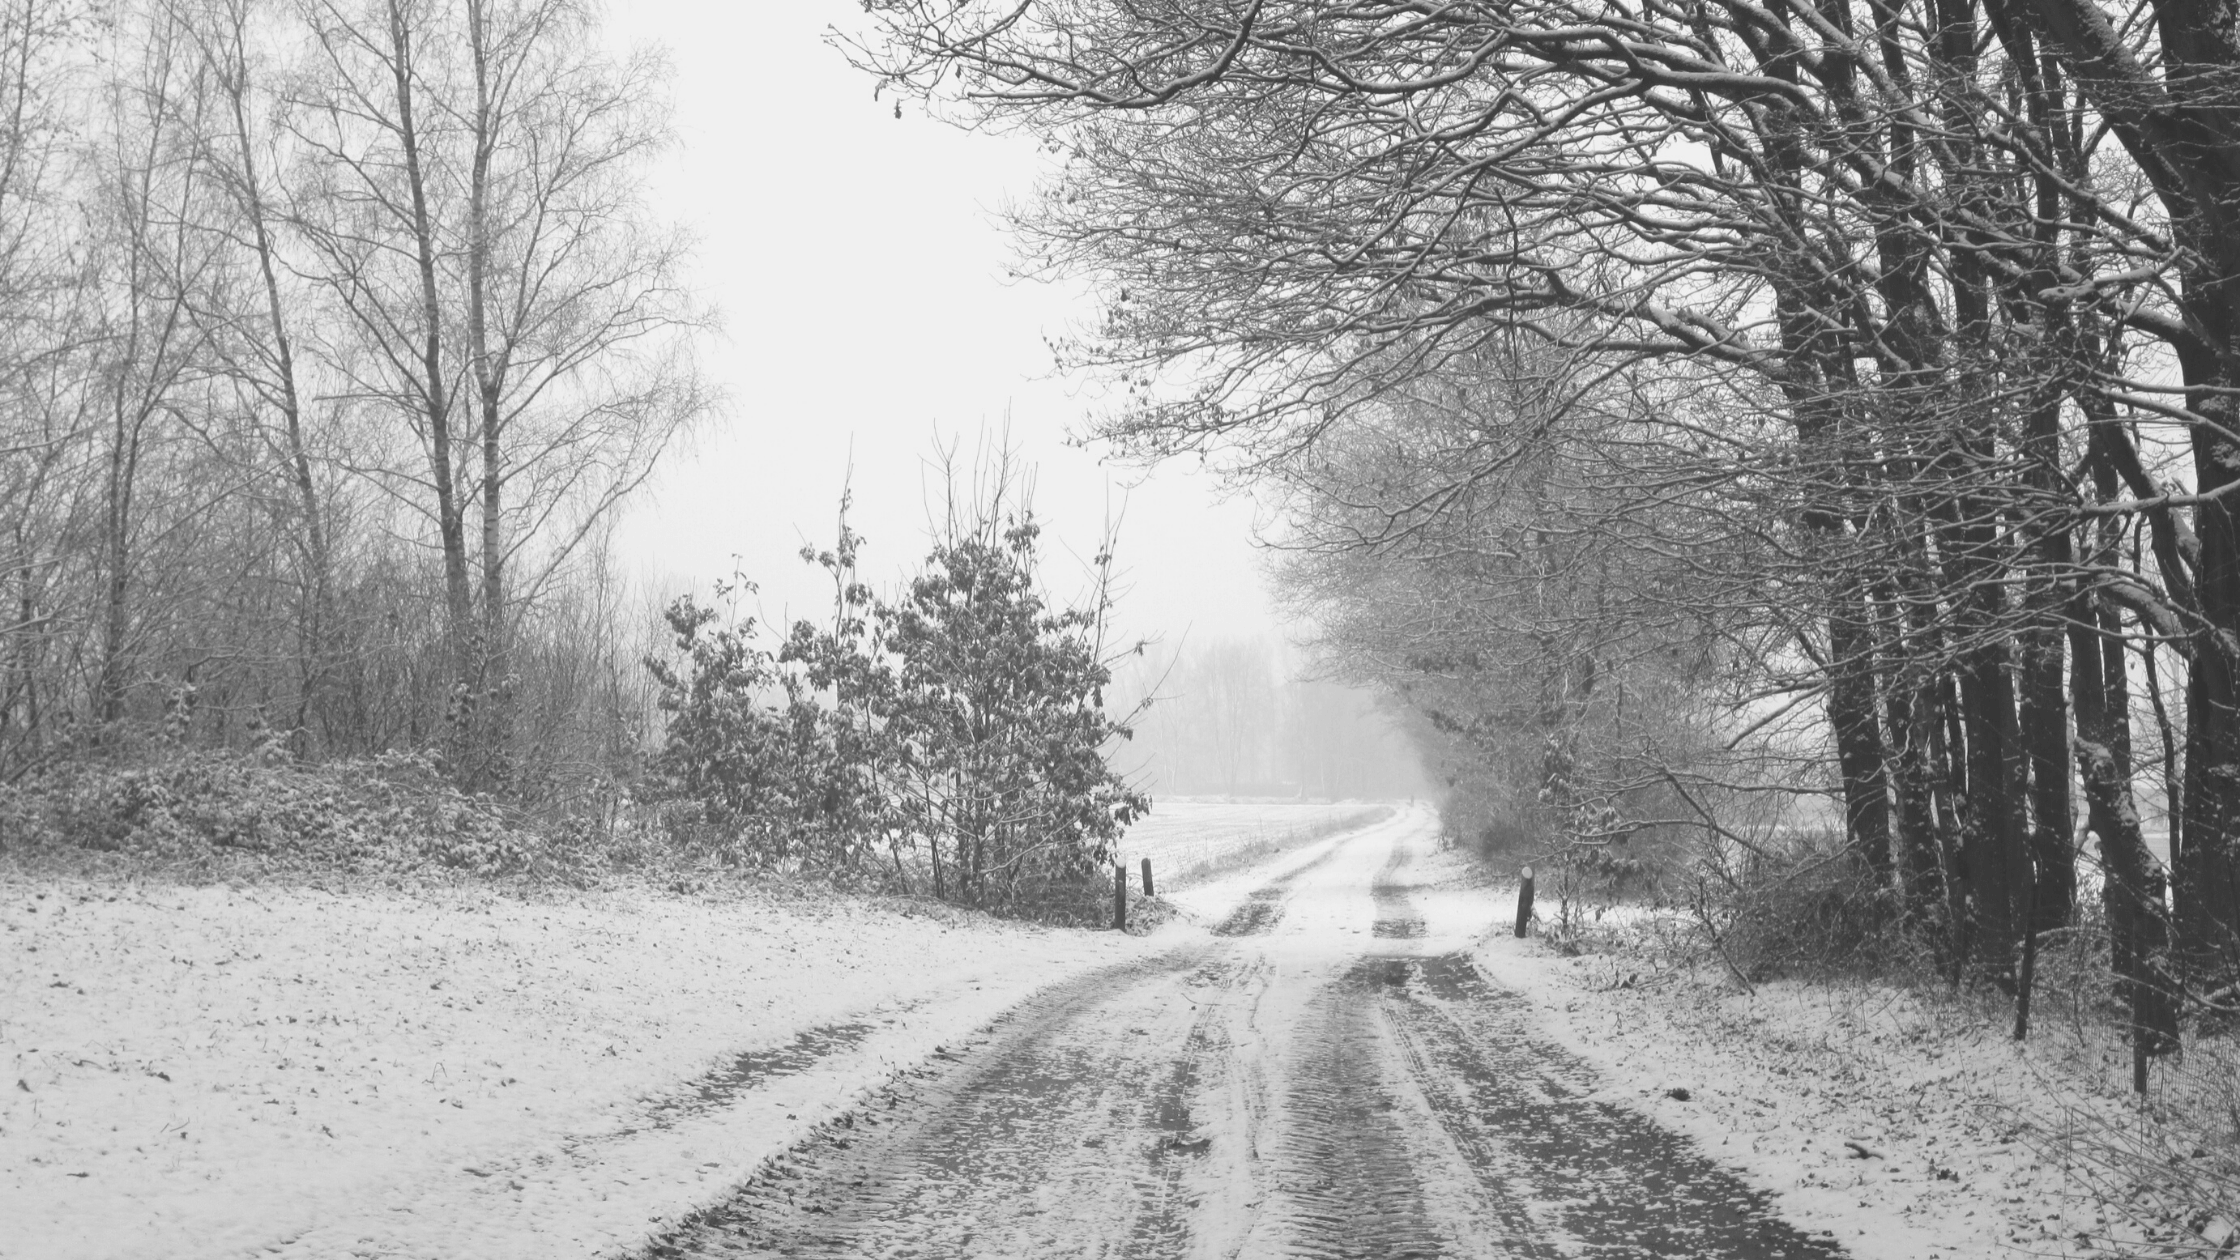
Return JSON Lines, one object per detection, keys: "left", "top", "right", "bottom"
{"left": 1141, "top": 857, "right": 1154, "bottom": 898}
{"left": 1514, "top": 865, "right": 1535, "bottom": 938}
{"left": 1114, "top": 862, "right": 1128, "bottom": 931}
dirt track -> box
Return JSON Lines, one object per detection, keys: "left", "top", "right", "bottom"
{"left": 639, "top": 809, "right": 1846, "bottom": 1259}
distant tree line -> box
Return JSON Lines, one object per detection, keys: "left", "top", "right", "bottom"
{"left": 859, "top": 0, "right": 2240, "bottom": 1051}
{"left": 1111, "top": 636, "right": 1424, "bottom": 800}
{"left": 0, "top": 0, "right": 707, "bottom": 802}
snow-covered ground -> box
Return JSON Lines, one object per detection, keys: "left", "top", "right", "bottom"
{"left": 1116, "top": 797, "right": 1393, "bottom": 885}
{"left": 0, "top": 881, "right": 1144, "bottom": 1259}
{"left": 1, "top": 799, "right": 1395, "bottom": 1260}
{"left": 1406, "top": 858, "right": 2236, "bottom": 1259}
{"left": 15, "top": 802, "right": 2222, "bottom": 1259}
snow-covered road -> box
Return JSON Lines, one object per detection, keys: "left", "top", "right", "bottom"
{"left": 27, "top": 800, "right": 2099, "bottom": 1259}
{"left": 645, "top": 807, "right": 1847, "bottom": 1259}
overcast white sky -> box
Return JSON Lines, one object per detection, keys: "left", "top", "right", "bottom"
{"left": 602, "top": 1, "right": 1283, "bottom": 650}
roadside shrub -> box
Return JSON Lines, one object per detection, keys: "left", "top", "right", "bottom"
{"left": 1124, "top": 893, "right": 1181, "bottom": 935}
{"left": 2012, "top": 1033, "right": 2240, "bottom": 1257}
{"left": 0, "top": 749, "right": 542, "bottom": 878}
{"left": 1441, "top": 779, "right": 1536, "bottom": 857}
{"left": 641, "top": 587, "right": 874, "bottom": 875}
{"left": 1697, "top": 838, "right": 1916, "bottom": 982}
{"left": 647, "top": 460, "right": 1149, "bottom": 920}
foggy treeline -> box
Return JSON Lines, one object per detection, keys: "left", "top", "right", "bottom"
{"left": 859, "top": 0, "right": 2240, "bottom": 1054}
{"left": 1111, "top": 636, "right": 1424, "bottom": 800}
{"left": 0, "top": 0, "right": 705, "bottom": 801}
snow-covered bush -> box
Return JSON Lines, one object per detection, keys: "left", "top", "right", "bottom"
{"left": 642, "top": 586, "right": 875, "bottom": 875}
{"left": 867, "top": 512, "right": 1148, "bottom": 913}
{"left": 646, "top": 465, "right": 1149, "bottom": 918}
{"left": 0, "top": 750, "right": 542, "bottom": 877}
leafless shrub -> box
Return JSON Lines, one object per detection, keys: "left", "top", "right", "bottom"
{"left": 2010, "top": 1037, "right": 2240, "bottom": 1257}
{"left": 1700, "top": 835, "right": 1925, "bottom": 983}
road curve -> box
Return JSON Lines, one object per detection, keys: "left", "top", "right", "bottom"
{"left": 639, "top": 808, "right": 1846, "bottom": 1260}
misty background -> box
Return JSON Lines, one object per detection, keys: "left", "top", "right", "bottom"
{"left": 598, "top": 0, "right": 1425, "bottom": 804}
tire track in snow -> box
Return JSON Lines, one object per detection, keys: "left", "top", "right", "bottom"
{"left": 1369, "top": 834, "right": 1426, "bottom": 939}
{"left": 644, "top": 811, "right": 1853, "bottom": 1259}
{"left": 1391, "top": 954, "right": 1848, "bottom": 1259}
{"left": 1363, "top": 828, "right": 1849, "bottom": 1259}
{"left": 641, "top": 950, "right": 1233, "bottom": 1259}
{"left": 618, "top": 1018, "right": 888, "bottom": 1136}
{"left": 1253, "top": 958, "right": 1448, "bottom": 1260}
{"left": 1212, "top": 839, "right": 1345, "bottom": 937}
{"left": 1128, "top": 960, "right": 1238, "bottom": 1258}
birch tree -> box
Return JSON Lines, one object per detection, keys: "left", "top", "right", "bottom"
{"left": 286, "top": 0, "right": 707, "bottom": 783}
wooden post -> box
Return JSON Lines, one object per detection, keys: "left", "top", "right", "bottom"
{"left": 1514, "top": 865, "right": 1535, "bottom": 938}
{"left": 1114, "top": 862, "right": 1128, "bottom": 931}
{"left": 1141, "top": 857, "right": 1154, "bottom": 898}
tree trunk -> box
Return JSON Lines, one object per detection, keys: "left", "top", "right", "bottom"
{"left": 384, "top": 0, "right": 476, "bottom": 764}
{"left": 2071, "top": 591, "right": 2183, "bottom": 1057}
{"left": 2072, "top": 399, "right": 2183, "bottom": 1055}
{"left": 1829, "top": 586, "right": 1894, "bottom": 875}
{"left": 1958, "top": 636, "right": 2029, "bottom": 965}
{"left": 96, "top": 406, "right": 138, "bottom": 728}
{"left": 2018, "top": 446, "right": 2076, "bottom": 932}
{"left": 2016, "top": 0, "right": 2240, "bottom": 977}
{"left": 218, "top": 9, "right": 333, "bottom": 751}
{"left": 466, "top": 0, "right": 508, "bottom": 790}
{"left": 1882, "top": 585, "right": 1949, "bottom": 925}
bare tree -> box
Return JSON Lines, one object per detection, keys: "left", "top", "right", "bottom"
{"left": 0, "top": 0, "right": 705, "bottom": 807}
{"left": 172, "top": 0, "right": 340, "bottom": 747}
{"left": 854, "top": 0, "right": 2223, "bottom": 1019}
{"left": 285, "top": 0, "right": 708, "bottom": 782}
{"left": 86, "top": 0, "right": 227, "bottom": 731}
{"left": 0, "top": 0, "right": 88, "bottom": 775}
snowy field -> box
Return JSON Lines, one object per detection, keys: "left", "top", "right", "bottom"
{"left": 1113, "top": 797, "right": 1394, "bottom": 886}
{"left": 0, "top": 798, "right": 1395, "bottom": 1260}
